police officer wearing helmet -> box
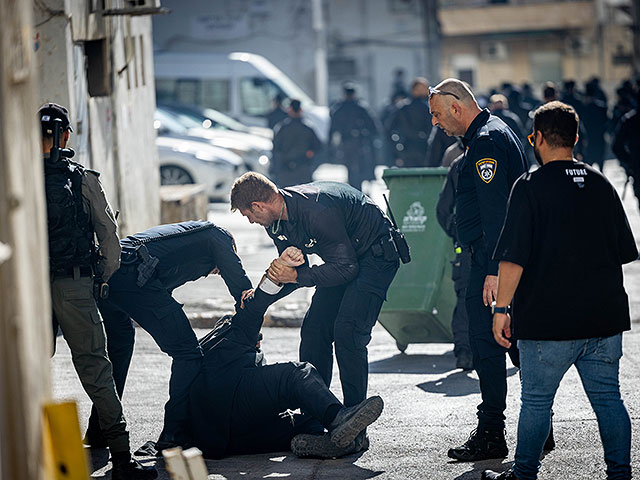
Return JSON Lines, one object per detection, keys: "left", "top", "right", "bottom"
{"left": 428, "top": 80, "right": 527, "bottom": 462}
{"left": 41, "top": 103, "right": 157, "bottom": 479}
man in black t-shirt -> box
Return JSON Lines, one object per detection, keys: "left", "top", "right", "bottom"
{"left": 483, "top": 102, "right": 637, "bottom": 480}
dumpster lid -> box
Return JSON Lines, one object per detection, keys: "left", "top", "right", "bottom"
{"left": 382, "top": 167, "right": 450, "bottom": 178}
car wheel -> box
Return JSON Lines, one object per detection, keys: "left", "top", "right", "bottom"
{"left": 160, "top": 165, "right": 194, "bottom": 185}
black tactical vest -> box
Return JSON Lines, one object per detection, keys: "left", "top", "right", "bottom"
{"left": 43, "top": 156, "right": 95, "bottom": 272}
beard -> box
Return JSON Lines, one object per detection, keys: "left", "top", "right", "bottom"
{"left": 533, "top": 145, "right": 544, "bottom": 167}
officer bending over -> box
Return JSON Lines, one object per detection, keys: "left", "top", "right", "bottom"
{"left": 83, "top": 221, "right": 252, "bottom": 451}
{"left": 189, "top": 247, "right": 383, "bottom": 459}
{"left": 41, "top": 103, "right": 156, "bottom": 479}
{"left": 230, "top": 173, "right": 400, "bottom": 417}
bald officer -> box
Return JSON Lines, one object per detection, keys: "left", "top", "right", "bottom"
{"left": 428, "top": 79, "right": 527, "bottom": 462}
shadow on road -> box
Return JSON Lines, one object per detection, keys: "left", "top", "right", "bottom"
{"left": 451, "top": 459, "right": 514, "bottom": 479}
{"left": 198, "top": 451, "right": 384, "bottom": 480}
{"left": 416, "top": 366, "right": 519, "bottom": 397}
{"left": 369, "top": 352, "right": 456, "bottom": 374}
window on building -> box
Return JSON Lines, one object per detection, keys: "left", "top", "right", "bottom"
{"left": 85, "top": 39, "right": 111, "bottom": 96}
{"left": 457, "top": 69, "right": 474, "bottom": 88}
{"left": 155, "top": 79, "right": 231, "bottom": 112}
{"left": 529, "top": 51, "right": 562, "bottom": 84}
{"left": 239, "top": 77, "right": 283, "bottom": 116}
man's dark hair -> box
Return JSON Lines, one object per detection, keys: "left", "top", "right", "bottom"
{"left": 230, "top": 172, "right": 279, "bottom": 211}
{"left": 543, "top": 82, "right": 557, "bottom": 101}
{"left": 533, "top": 101, "right": 579, "bottom": 148}
{"left": 290, "top": 99, "right": 301, "bottom": 113}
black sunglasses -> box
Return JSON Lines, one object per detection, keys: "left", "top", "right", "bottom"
{"left": 428, "top": 87, "right": 460, "bottom": 100}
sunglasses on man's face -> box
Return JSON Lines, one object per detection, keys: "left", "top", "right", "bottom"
{"left": 528, "top": 132, "right": 536, "bottom": 147}
{"left": 428, "top": 87, "right": 460, "bottom": 100}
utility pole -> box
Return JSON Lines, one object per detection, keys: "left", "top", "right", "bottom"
{"left": 633, "top": 0, "right": 640, "bottom": 76}
{"left": 421, "top": 0, "right": 441, "bottom": 84}
{"left": 312, "top": 0, "right": 328, "bottom": 106}
{"left": 0, "top": 1, "right": 52, "bottom": 479}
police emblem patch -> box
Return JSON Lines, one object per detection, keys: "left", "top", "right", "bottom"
{"left": 476, "top": 158, "right": 497, "bottom": 183}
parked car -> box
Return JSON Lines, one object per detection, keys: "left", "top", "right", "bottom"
{"left": 157, "top": 135, "right": 245, "bottom": 201}
{"left": 154, "top": 51, "right": 329, "bottom": 141}
{"left": 159, "top": 102, "right": 273, "bottom": 140}
{"left": 155, "top": 106, "right": 271, "bottom": 174}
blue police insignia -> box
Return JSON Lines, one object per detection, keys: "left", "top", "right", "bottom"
{"left": 476, "top": 158, "right": 497, "bottom": 183}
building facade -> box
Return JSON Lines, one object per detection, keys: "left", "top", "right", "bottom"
{"left": 34, "top": 0, "right": 160, "bottom": 235}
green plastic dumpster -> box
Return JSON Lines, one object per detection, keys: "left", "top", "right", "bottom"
{"left": 379, "top": 167, "right": 456, "bottom": 352}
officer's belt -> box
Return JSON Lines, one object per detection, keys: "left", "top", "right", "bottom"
{"left": 52, "top": 265, "right": 93, "bottom": 280}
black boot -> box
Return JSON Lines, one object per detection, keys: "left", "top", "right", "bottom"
{"left": 481, "top": 469, "right": 518, "bottom": 479}
{"left": 111, "top": 452, "right": 157, "bottom": 480}
{"left": 447, "top": 428, "right": 508, "bottom": 462}
{"left": 328, "top": 396, "right": 384, "bottom": 448}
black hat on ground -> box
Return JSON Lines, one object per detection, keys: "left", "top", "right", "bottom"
{"left": 39, "top": 103, "right": 73, "bottom": 135}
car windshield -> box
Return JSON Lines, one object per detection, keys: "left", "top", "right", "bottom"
{"left": 201, "top": 108, "right": 249, "bottom": 132}
{"left": 154, "top": 108, "right": 188, "bottom": 135}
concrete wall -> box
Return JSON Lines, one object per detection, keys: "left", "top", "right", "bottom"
{"left": 33, "top": 0, "right": 159, "bottom": 236}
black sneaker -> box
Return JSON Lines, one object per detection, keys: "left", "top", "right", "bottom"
{"left": 329, "top": 396, "right": 384, "bottom": 448}
{"left": 111, "top": 453, "right": 158, "bottom": 480}
{"left": 291, "top": 433, "right": 357, "bottom": 458}
{"left": 134, "top": 441, "right": 158, "bottom": 457}
{"left": 481, "top": 469, "right": 518, "bottom": 479}
{"left": 447, "top": 428, "right": 508, "bottom": 462}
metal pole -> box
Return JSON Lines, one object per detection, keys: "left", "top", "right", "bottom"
{"left": 312, "top": 0, "right": 328, "bottom": 105}
{"left": 421, "top": 0, "right": 441, "bottom": 83}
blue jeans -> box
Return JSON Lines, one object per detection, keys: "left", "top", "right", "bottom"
{"left": 515, "top": 334, "right": 631, "bottom": 480}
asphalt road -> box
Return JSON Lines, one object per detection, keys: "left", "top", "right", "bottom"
{"left": 52, "top": 161, "right": 640, "bottom": 479}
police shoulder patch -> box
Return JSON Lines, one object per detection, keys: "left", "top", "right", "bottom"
{"left": 476, "top": 158, "right": 497, "bottom": 183}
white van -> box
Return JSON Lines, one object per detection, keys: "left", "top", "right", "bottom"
{"left": 154, "top": 52, "right": 330, "bottom": 141}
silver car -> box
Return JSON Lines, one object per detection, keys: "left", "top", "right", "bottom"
{"left": 157, "top": 135, "right": 245, "bottom": 201}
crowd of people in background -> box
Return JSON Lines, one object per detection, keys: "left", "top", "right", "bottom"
{"left": 266, "top": 73, "right": 640, "bottom": 209}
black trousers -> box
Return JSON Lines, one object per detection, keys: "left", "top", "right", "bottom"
{"left": 226, "top": 361, "right": 336, "bottom": 455}
{"left": 300, "top": 253, "right": 399, "bottom": 407}
{"left": 451, "top": 248, "right": 472, "bottom": 355}
{"left": 87, "top": 268, "right": 203, "bottom": 439}
{"left": 465, "top": 242, "right": 508, "bottom": 431}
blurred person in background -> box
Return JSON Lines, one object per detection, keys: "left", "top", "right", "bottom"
{"left": 389, "top": 77, "right": 432, "bottom": 167}
{"left": 488, "top": 94, "right": 525, "bottom": 144}
{"left": 266, "top": 93, "right": 289, "bottom": 130}
{"left": 613, "top": 89, "right": 640, "bottom": 210}
{"left": 271, "top": 99, "right": 322, "bottom": 187}
{"left": 380, "top": 90, "right": 408, "bottom": 166}
{"left": 582, "top": 82, "right": 609, "bottom": 171}
{"left": 329, "top": 82, "right": 380, "bottom": 191}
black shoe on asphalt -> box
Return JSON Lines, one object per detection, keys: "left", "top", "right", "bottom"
{"left": 455, "top": 350, "right": 474, "bottom": 371}
{"left": 543, "top": 416, "right": 556, "bottom": 451}
{"left": 134, "top": 441, "right": 158, "bottom": 457}
{"left": 481, "top": 468, "right": 518, "bottom": 480}
{"left": 329, "top": 396, "right": 384, "bottom": 448}
{"left": 111, "top": 453, "right": 158, "bottom": 480}
{"left": 291, "top": 433, "right": 357, "bottom": 458}
{"left": 447, "top": 428, "right": 508, "bottom": 462}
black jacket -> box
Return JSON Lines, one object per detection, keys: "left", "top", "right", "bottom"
{"left": 456, "top": 109, "right": 527, "bottom": 275}
{"left": 266, "top": 182, "right": 392, "bottom": 287}
{"left": 120, "top": 221, "right": 251, "bottom": 306}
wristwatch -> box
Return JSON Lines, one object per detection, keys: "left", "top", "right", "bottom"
{"left": 491, "top": 302, "right": 510, "bottom": 315}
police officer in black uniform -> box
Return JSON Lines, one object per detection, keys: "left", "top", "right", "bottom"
{"left": 436, "top": 152, "right": 473, "bottom": 371}
{"left": 41, "top": 103, "right": 156, "bottom": 479}
{"left": 389, "top": 77, "right": 432, "bottom": 167}
{"left": 428, "top": 79, "right": 527, "bottom": 461}
{"left": 613, "top": 90, "right": 640, "bottom": 208}
{"left": 271, "top": 99, "right": 322, "bottom": 187}
{"left": 83, "top": 221, "right": 253, "bottom": 451}
{"left": 189, "top": 250, "right": 383, "bottom": 459}
{"left": 266, "top": 93, "right": 288, "bottom": 130}
{"left": 230, "top": 173, "right": 400, "bottom": 413}
{"left": 329, "top": 82, "right": 380, "bottom": 190}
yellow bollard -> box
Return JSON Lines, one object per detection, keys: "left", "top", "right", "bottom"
{"left": 42, "top": 401, "right": 90, "bottom": 480}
